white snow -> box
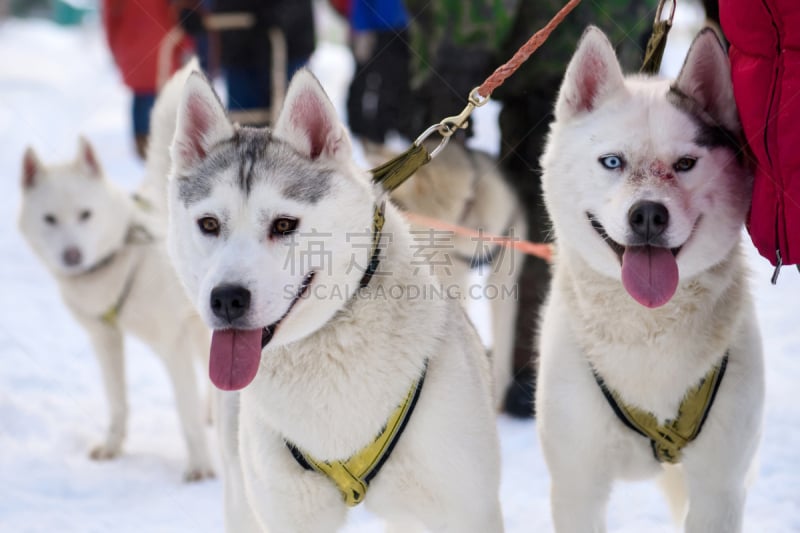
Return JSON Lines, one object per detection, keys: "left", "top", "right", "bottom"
{"left": 0, "top": 7, "right": 798, "bottom": 533}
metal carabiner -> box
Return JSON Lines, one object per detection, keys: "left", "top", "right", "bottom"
{"left": 413, "top": 86, "right": 491, "bottom": 159}
{"left": 438, "top": 102, "right": 476, "bottom": 135}
{"left": 413, "top": 124, "right": 451, "bottom": 159}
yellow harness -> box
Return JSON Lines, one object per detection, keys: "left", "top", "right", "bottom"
{"left": 98, "top": 225, "right": 155, "bottom": 326}
{"left": 285, "top": 204, "right": 414, "bottom": 506}
{"left": 593, "top": 355, "right": 728, "bottom": 463}
{"left": 97, "top": 196, "right": 157, "bottom": 325}
{"left": 287, "top": 362, "right": 427, "bottom": 506}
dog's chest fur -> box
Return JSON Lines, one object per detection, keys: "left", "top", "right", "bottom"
{"left": 555, "top": 244, "right": 748, "bottom": 420}
{"left": 242, "top": 211, "right": 448, "bottom": 460}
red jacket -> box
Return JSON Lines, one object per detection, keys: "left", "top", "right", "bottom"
{"left": 102, "top": 0, "right": 191, "bottom": 93}
{"left": 721, "top": 0, "right": 800, "bottom": 269}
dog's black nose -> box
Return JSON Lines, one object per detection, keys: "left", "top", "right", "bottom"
{"left": 628, "top": 201, "right": 669, "bottom": 241}
{"left": 62, "top": 246, "right": 82, "bottom": 267}
{"left": 210, "top": 285, "right": 251, "bottom": 322}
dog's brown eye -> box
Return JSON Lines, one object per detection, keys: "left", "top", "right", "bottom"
{"left": 79, "top": 210, "right": 91, "bottom": 221}
{"left": 674, "top": 157, "right": 697, "bottom": 172}
{"left": 272, "top": 217, "right": 298, "bottom": 236}
{"left": 198, "top": 216, "right": 220, "bottom": 236}
{"left": 44, "top": 214, "right": 57, "bottom": 225}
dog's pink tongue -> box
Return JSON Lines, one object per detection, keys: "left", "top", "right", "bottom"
{"left": 209, "top": 329, "right": 263, "bottom": 391}
{"left": 621, "top": 246, "right": 679, "bottom": 308}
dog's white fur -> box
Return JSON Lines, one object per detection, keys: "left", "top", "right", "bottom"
{"left": 364, "top": 140, "right": 526, "bottom": 409}
{"left": 536, "top": 27, "right": 764, "bottom": 532}
{"left": 17, "top": 61, "right": 214, "bottom": 481}
{"left": 165, "top": 69, "right": 503, "bottom": 531}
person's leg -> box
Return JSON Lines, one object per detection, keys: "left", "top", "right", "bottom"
{"left": 286, "top": 56, "right": 308, "bottom": 79}
{"left": 225, "top": 66, "right": 271, "bottom": 126}
{"left": 379, "top": 30, "right": 412, "bottom": 139}
{"left": 345, "top": 31, "right": 400, "bottom": 143}
{"left": 498, "top": 93, "right": 554, "bottom": 418}
{"left": 225, "top": 66, "right": 261, "bottom": 110}
{"left": 346, "top": 57, "right": 374, "bottom": 140}
{"left": 131, "top": 92, "right": 156, "bottom": 159}
{"left": 703, "top": 0, "right": 719, "bottom": 25}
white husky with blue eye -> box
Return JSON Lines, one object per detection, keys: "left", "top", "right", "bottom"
{"left": 536, "top": 27, "right": 764, "bottom": 532}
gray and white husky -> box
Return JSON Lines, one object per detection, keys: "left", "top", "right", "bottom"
{"left": 17, "top": 62, "right": 214, "bottom": 480}
{"left": 165, "top": 69, "right": 504, "bottom": 531}
{"left": 536, "top": 27, "right": 764, "bottom": 532}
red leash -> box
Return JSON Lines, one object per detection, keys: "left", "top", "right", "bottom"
{"left": 476, "top": 0, "right": 583, "bottom": 100}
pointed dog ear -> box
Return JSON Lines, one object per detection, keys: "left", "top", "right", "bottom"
{"left": 273, "top": 68, "right": 351, "bottom": 161}
{"left": 672, "top": 28, "right": 739, "bottom": 134}
{"left": 172, "top": 72, "right": 234, "bottom": 174}
{"left": 76, "top": 136, "right": 102, "bottom": 177}
{"left": 22, "top": 147, "right": 42, "bottom": 190}
{"left": 556, "top": 26, "right": 626, "bottom": 120}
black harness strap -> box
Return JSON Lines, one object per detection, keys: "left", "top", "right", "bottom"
{"left": 693, "top": 354, "right": 729, "bottom": 439}
{"left": 362, "top": 362, "right": 426, "bottom": 486}
{"left": 357, "top": 202, "right": 385, "bottom": 290}
{"left": 592, "top": 370, "right": 650, "bottom": 440}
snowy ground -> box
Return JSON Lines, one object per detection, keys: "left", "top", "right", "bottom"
{"left": 0, "top": 5, "right": 798, "bottom": 533}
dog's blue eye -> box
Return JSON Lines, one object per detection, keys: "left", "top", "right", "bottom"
{"left": 599, "top": 155, "right": 624, "bottom": 170}
{"left": 673, "top": 157, "right": 697, "bottom": 172}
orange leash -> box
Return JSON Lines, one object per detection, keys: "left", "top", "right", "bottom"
{"left": 403, "top": 212, "right": 553, "bottom": 263}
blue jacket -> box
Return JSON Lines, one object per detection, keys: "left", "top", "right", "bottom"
{"left": 350, "top": 0, "right": 408, "bottom": 31}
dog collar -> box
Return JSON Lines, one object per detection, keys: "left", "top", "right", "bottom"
{"left": 81, "top": 249, "right": 119, "bottom": 277}
{"left": 286, "top": 360, "right": 427, "bottom": 506}
{"left": 592, "top": 354, "right": 728, "bottom": 463}
{"left": 357, "top": 202, "right": 385, "bottom": 290}
{"left": 80, "top": 225, "right": 150, "bottom": 278}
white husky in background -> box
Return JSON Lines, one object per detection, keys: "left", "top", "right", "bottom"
{"left": 364, "top": 140, "right": 526, "bottom": 409}
{"left": 165, "top": 68, "right": 503, "bottom": 532}
{"left": 17, "top": 62, "right": 214, "bottom": 481}
{"left": 536, "top": 27, "right": 764, "bottom": 532}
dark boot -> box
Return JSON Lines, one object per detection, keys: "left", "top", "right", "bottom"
{"left": 504, "top": 366, "right": 536, "bottom": 418}
{"left": 134, "top": 134, "right": 148, "bottom": 160}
